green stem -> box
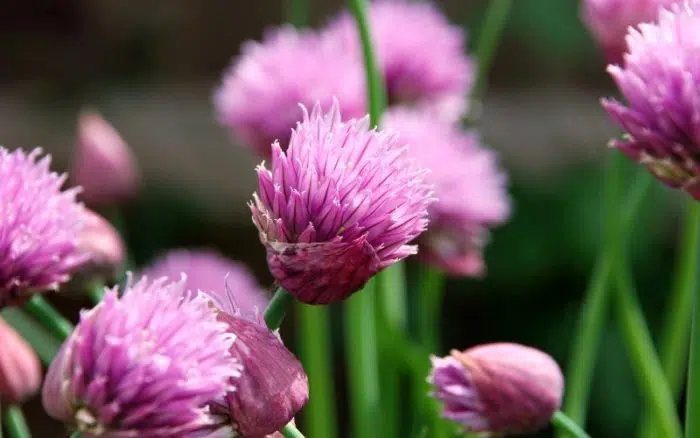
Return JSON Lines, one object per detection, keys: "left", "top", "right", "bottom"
{"left": 286, "top": 0, "right": 309, "bottom": 28}
{"left": 23, "top": 296, "right": 73, "bottom": 340}
{"left": 551, "top": 411, "right": 591, "bottom": 438}
{"left": 263, "top": 288, "right": 294, "bottom": 330}
{"left": 297, "top": 303, "right": 337, "bottom": 438}
{"left": 560, "top": 157, "right": 651, "bottom": 430}
{"left": 344, "top": 280, "right": 383, "bottom": 437}
{"left": 614, "top": 267, "right": 682, "bottom": 438}
{"left": 687, "top": 291, "right": 700, "bottom": 438}
{"left": 415, "top": 266, "right": 449, "bottom": 438}
{"left": 472, "top": 0, "right": 514, "bottom": 98}
{"left": 88, "top": 282, "right": 105, "bottom": 304}
{"left": 348, "top": 0, "right": 386, "bottom": 125}
{"left": 376, "top": 263, "right": 407, "bottom": 438}
{"left": 282, "top": 422, "right": 306, "bottom": 438}
{"left": 639, "top": 202, "right": 700, "bottom": 438}
{"left": 69, "top": 433, "right": 80, "bottom": 438}
{"left": 4, "top": 406, "right": 30, "bottom": 438}
{"left": 1, "top": 308, "right": 60, "bottom": 366}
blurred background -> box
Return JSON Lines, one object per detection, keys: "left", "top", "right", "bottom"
{"left": 0, "top": 0, "right": 686, "bottom": 436}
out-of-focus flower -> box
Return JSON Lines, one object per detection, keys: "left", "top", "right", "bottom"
{"left": 383, "top": 108, "right": 510, "bottom": 276}
{"left": 0, "top": 318, "right": 41, "bottom": 403}
{"left": 602, "top": 2, "right": 700, "bottom": 198}
{"left": 42, "top": 275, "right": 240, "bottom": 437}
{"left": 582, "top": 0, "right": 678, "bottom": 62}
{"left": 214, "top": 26, "right": 366, "bottom": 158}
{"left": 0, "top": 147, "right": 88, "bottom": 309}
{"left": 428, "top": 343, "right": 564, "bottom": 435}
{"left": 140, "top": 249, "right": 268, "bottom": 315}
{"left": 74, "top": 210, "right": 125, "bottom": 284}
{"left": 210, "top": 308, "right": 308, "bottom": 437}
{"left": 71, "top": 109, "right": 140, "bottom": 206}
{"left": 324, "top": 0, "right": 474, "bottom": 121}
{"left": 250, "top": 101, "right": 434, "bottom": 304}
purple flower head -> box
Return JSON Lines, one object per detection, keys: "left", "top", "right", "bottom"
{"left": 602, "top": 2, "right": 700, "bottom": 198}
{"left": 250, "top": 101, "right": 434, "bottom": 304}
{"left": 140, "top": 249, "right": 269, "bottom": 316}
{"left": 72, "top": 109, "right": 141, "bottom": 206}
{"left": 0, "top": 147, "right": 88, "bottom": 308}
{"left": 383, "top": 108, "right": 510, "bottom": 276}
{"left": 42, "top": 275, "right": 241, "bottom": 438}
{"left": 428, "top": 343, "right": 564, "bottom": 435}
{"left": 214, "top": 26, "right": 367, "bottom": 158}
{"left": 0, "top": 318, "right": 41, "bottom": 403}
{"left": 324, "top": 0, "right": 475, "bottom": 121}
{"left": 582, "top": 0, "right": 677, "bottom": 62}
{"left": 210, "top": 308, "right": 308, "bottom": 437}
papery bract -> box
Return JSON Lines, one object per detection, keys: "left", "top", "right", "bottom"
{"left": 429, "top": 343, "right": 564, "bottom": 435}
{"left": 42, "top": 275, "right": 240, "bottom": 438}
{"left": 0, "top": 147, "right": 88, "bottom": 308}
{"left": 383, "top": 108, "right": 510, "bottom": 276}
{"left": 250, "top": 101, "right": 434, "bottom": 304}
{"left": 214, "top": 26, "right": 366, "bottom": 158}
{"left": 602, "top": 2, "right": 700, "bottom": 198}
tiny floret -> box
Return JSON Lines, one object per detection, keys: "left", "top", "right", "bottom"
{"left": 428, "top": 343, "right": 564, "bottom": 435}
{"left": 42, "top": 275, "right": 240, "bottom": 437}
{"left": 383, "top": 109, "right": 510, "bottom": 276}
{"left": 0, "top": 147, "right": 88, "bottom": 308}
{"left": 602, "top": 2, "right": 700, "bottom": 198}
{"left": 250, "top": 101, "right": 434, "bottom": 304}
{"left": 324, "top": 0, "right": 475, "bottom": 120}
{"left": 214, "top": 26, "right": 366, "bottom": 158}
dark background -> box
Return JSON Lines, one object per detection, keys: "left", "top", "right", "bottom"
{"left": 0, "top": 0, "right": 685, "bottom": 436}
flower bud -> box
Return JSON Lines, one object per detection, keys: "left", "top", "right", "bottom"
{"left": 0, "top": 318, "right": 42, "bottom": 403}
{"left": 72, "top": 109, "right": 140, "bottom": 205}
{"left": 428, "top": 343, "right": 564, "bottom": 435}
{"left": 213, "top": 311, "right": 308, "bottom": 437}
{"left": 75, "top": 209, "right": 125, "bottom": 283}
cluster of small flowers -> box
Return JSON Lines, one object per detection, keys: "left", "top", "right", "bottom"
{"left": 215, "top": 0, "right": 511, "bottom": 282}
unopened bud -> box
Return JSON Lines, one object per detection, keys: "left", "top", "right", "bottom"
{"left": 72, "top": 109, "right": 140, "bottom": 205}
{"left": 76, "top": 210, "right": 125, "bottom": 283}
{"left": 428, "top": 343, "right": 564, "bottom": 435}
{"left": 0, "top": 318, "right": 42, "bottom": 403}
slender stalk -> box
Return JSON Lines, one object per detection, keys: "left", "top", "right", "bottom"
{"left": 560, "top": 157, "right": 651, "bottom": 430}
{"left": 23, "top": 296, "right": 73, "bottom": 340}
{"left": 551, "top": 411, "right": 591, "bottom": 438}
{"left": 282, "top": 423, "right": 306, "bottom": 438}
{"left": 88, "top": 282, "right": 105, "bottom": 304}
{"left": 4, "top": 406, "right": 30, "bottom": 438}
{"left": 414, "top": 266, "right": 449, "bottom": 438}
{"left": 615, "top": 267, "right": 682, "bottom": 438}
{"left": 264, "top": 288, "right": 294, "bottom": 330}
{"left": 639, "top": 202, "right": 700, "bottom": 438}
{"left": 344, "top": 280, "right": 383, "bottom": 437}
{"left": 348, "top": 0, "right": 386, "bottom": 125}
{"left": 687, "top": 291, "right": 700, "bottom": 438}
{"left": 2, "top": 308, "right": 60, "bottom": 366}
{"left": 297, "top": 303, "right": 337, "bottom": 438}
{"left": 472, "top": 0, "right": 514, "bottom": 98}
{"left": 286, "top": 0, "right": 309, "bottom": 28}
{"left": 376, "top": 263, "right": 407, "bottom": 438}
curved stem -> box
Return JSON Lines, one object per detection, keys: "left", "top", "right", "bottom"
{"left": 615, "top": 267, "right": 682, "bottom": 438}
{"left": 687, "top": 294, "right": 700, "bottom": 438}
{"left": 344, "top": 280, "right": 383, "bottom": 437}
{"left": 297, "top": 303, "right": 337, "bottom": 438}
{"left": 639, "top": 201, "right": 700, "bottom": 438}
{"left": 551, "top": 411, "right": 591, "bottom": 438}
{"left": 348, "top": 0, "right": 386, "bottom": 125}
{"left": 472, "top": 0, "right": 514, "bottom": 99}
{"left": 263, "top": 288, "right": 294, "bottom": 330}
{"left": 23, "top": 296, "right": 73, "bottom": 340}
{"left": 560, "top": 158, "right": 651, "bottom": 429}
{"left": 4, "top": 406, "right": 30, "bottom": 438}
{"left": 282, "top": 422, "right": 306, "bottom": 438}
{"left": 2, "top": 308, "right": 60, "bottom": 366}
